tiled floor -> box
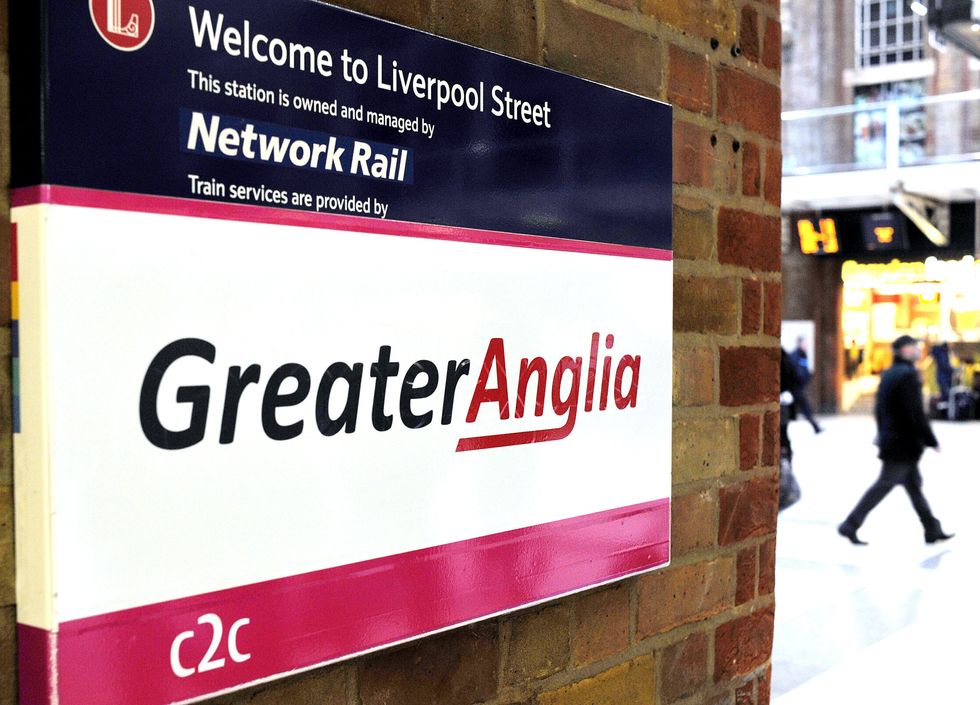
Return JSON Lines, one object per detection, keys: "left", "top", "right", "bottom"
{"left": 772, "top": 413, "right": 978, "bottom": 704}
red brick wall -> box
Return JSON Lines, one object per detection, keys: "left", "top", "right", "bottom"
{"left": 0, "top": 1, "right": 782, "bottom": 703}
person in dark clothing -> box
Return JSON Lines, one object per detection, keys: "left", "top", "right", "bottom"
{"left": 779, "top": 349, "right": 802, "bottom": 510}
{"left": 780, "top": 348, "right": 800, "bottom": 459}
{"left": 838, "top": 335, "right": 953, "bottom": 545}
{"left": 930, "top": 341, "right": 953, "bottom": 402}
{"left": 789, "top": 337, "right": 823, "bottom": 433}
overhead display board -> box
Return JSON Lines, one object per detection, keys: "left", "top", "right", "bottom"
{"left": 794, "top": 204, "right": 976, "bottom": 259}
{"left": 861, "top": 211, "right": 909, "bottom": 252}
{"left": 11, "top": 2, "right": 673, "bottom": 704}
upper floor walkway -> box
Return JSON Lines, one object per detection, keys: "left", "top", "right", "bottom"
{"left": 782, "top": 89, "right": 980, "bottom": 211}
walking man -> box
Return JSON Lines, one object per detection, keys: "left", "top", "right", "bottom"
{"left": 838, "top": 335, "right": 953, "bottom": 545}
{"left": 790, "top": 337, "right": 823, "bottom": 434}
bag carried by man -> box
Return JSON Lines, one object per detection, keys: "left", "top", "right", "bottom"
{"left": 778, "top": 445, "right": 801, "bottom": 511}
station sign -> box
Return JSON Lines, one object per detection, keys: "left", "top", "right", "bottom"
{"left": 11, "top": 2, "right": 673, "bottom": 704}
{"left": 796, "top": 217, "right": 841, "bottom": 255}
{"left": 861, "top": 211, "right": 909, "bottom": 252}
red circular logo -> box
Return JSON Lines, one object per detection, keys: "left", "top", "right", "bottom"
{"left": 90, "top": 0, "right": 155, "bottom": 52}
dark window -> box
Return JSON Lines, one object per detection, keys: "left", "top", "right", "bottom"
{"left": 856, "top": 0, "right": 925, "bottom": 67}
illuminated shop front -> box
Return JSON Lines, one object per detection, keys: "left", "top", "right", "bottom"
{"left": 784, "top": 202, "right": 979, "bottom": 413}
{"left": 841, "top": 256, "right": 980, "bottom": 410}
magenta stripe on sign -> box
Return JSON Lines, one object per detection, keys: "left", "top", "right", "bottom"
{"left": 10, "top": 185, "right": 673, "bottom": 261}
{"left": 18, "top": 624, "right": 55, "bottom": 705}
{"left": 47, "top": 499, "right": 669, "bottom": 705}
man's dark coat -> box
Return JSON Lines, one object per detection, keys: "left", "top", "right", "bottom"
{"left": 875, "top": 358, "right": 938, "bottom": 461}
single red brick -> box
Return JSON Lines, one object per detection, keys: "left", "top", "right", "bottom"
{"left": 763, "top": 281, "right": 782, "bottom": 337}
{"left": 736, "top": 547, "right": 757, "bottom": 605}
{"left": 573, "top": 585, "right": 630, "bottom": 667}
{"left": 764, "top": 146, "right": 781, "bottom": 206}
{"left": 719, "top": 347, "right": 780, "bottom": 407}
{"left": 506, "top": 604, "right": 570, "bottom": 684}
{"left": 719, "top": 476, "right": 778, "bottom": 546}
{"left": 660, "top": 631, "right": 709, "bottom": 702}
{"left": 714, "top": 606, "right": 775, "bottom": 681}
{"left": 717, "top": 67, "right": 780, "bottom": 141}
{"left": 669, "top": 45, "right": 712, "bottom": 115}
{"left": 739, "top": 413, "right": 761, "bottom": 470}
{"left": 736, "top": 681, "right": 756, "bottom": 705}
{"left": 674, "top": 346, "right": 715, "bottom": 407}
{"left": 742, "top": 278, "right": 762, "bottom": 335}
{"left": 671, "top": 490, "right": 715, "bottom": 556}
{"left": 676, "top": 274, "right": 740, "bottom": 334}
{"left": 538, "top": 655, "right": 656, "bottom": 705}
{"left": 740, "top": 6, "right": 760, "bottom": 62}
{"left": 674, "top": 120, "right": 716, "bottom": 189}
{"left": 761, "top": 410, "right": 780, "bottom": 466}
{"left": 742, "top": 141, "right": 761, "bottom": 198}
{"left": 762, "top": 18, "right": 782, "bottom": 71}
{"left": 639, "top": 0, "right": 737, "bottom": 43}
{"left": 759, "top": 538, "right": 777, "bottom": 595}
{"left": 674, "top": 197, "right": 715, "bottom": 261}
{"left": 718, "top": 208, "right": 781, "bottom": 272}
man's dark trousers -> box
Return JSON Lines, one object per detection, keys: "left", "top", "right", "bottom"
{"left": 844, "top": 460, "right": 939, "bottom": 532}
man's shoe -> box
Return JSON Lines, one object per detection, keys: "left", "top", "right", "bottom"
{"left": 838, "top": 522, "right": 868, "bottom": 545}
{"left": 925, "top": 530, "right": 954, "bottom": 544}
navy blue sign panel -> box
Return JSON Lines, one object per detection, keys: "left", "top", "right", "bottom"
{"left": 12, "top": 0, "right": 672, "bottom": 251}
{"left": 861, "top": 211, "right": 909, "bottom": 252}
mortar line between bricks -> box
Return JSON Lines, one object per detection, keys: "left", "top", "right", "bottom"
{"left": 719, "top": 403, "right": 782, "bottom": 414}
{"left": 672, "top": 111, "right": 783, "bottom": 150}
{"left": 714, "top": 198, "right": 784, "bottom": 216}
{"left": 673, "top": 261, "right": 783, "bottom": 280}
{"left": 674, "top": 272, "right": 783, "bottom": 289}
{"left": 697, "top": 333, "right": 784, "bottom": 346}
{"left": 671, "top": 481, "right": 739, "bottom": 502}
{"left": 670, "top": 406, "right": 743, "bottom": 421}
{"left": 672, "top": 185, "right": 783, "bottom": 212}
{"left": 718, "top": 468, "right": 780, "bottom": 485}
{"left": 670, "top": 478, "right": 723, "bottom": 499}
{"left": 670, "top": 541, "right": 779, "bottom": 571}
{"left": 665, "top": 546, "right": 744, "bottom": 570}
{"left": 715, "top": 60, "right": 782, "bottom": 90}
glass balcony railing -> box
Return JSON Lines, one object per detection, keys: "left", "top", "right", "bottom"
{"left": 783, "top": 89, "right": 980, "bottom": 175}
